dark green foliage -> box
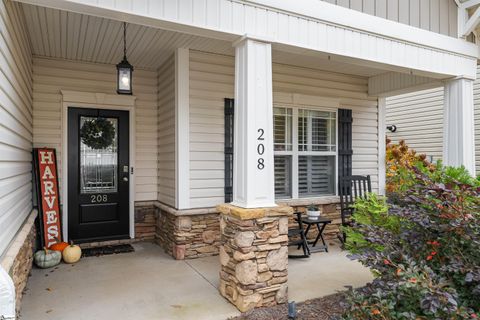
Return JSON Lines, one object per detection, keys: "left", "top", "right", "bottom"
{"left": 341, "top": 164, "right": 480, "bottom": 320}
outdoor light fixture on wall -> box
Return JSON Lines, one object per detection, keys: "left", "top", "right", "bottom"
{"left": 117, "top": 22, "right": 134, "bottom": 95}
{"left": 386, "top": 125, "right": 397, "bottom": 133}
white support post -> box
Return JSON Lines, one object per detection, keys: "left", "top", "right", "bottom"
{"left": 232, "top": 37, "right": 276, "bottom": 208}
{"left": 443, "top": 78, "right": 476, "bottom": 175}
{"left": 175, "top": 48, "right": 190, "bottom": 209}
{"left": 378, "top": 97, "right": 386, "bottom": 196}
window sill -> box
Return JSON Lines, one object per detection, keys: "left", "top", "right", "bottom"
{"left": 276, "top": 196, "right": 340, "bottom": 207}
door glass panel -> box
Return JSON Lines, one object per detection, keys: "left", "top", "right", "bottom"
{"left": 79, "top": 116, "right": 118, "bottom": 194}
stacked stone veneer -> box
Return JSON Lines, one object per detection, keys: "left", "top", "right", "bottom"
{"left": 217, "top": 204, "right": 293, "bottom": 312}
{"left": 0, "top": 210, "right": 37, "bottom": 316}
{"left": 284, "top": 201, "right": 341, "bottom": 241}
{"left": 155, "top": 206, "right": 221, "bottom": 260}
{"left": 134, "top": 203, "right": 157, "bottom": 241}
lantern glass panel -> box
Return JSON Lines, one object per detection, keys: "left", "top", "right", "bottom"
{"left": 118, "top": 68, "right": 131, "bottom": 91}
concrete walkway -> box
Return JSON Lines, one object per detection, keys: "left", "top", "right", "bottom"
{"left": 20, "top": 241, "right": 372, "bottom": 320}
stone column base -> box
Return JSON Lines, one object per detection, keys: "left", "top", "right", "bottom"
{"left": 217, "top": 204, "right": 293, "bottom": 312}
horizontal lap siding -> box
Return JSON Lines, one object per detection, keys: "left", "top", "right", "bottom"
{"left": 321, "top": 0, "right": 457, "bottom": 37}
{"left": 386, "top": 66, "right": 480, "bottom": 176}
{"left": 189, "top": 51, "right": 379, "bottom": 209}
{"left": 157, "top": 55, "right": 176, "bottom": 207}
{"left": 189, "top": 52, "right": 232, "bottom": 208}
{"left": 0, "top": 0, "right": 33, "bottom": 257}
{"left": 386, "top": 87, "right": 444, "bottom": 162}
{"left": 32, "top": 57, "right": 158, "bottom": 201}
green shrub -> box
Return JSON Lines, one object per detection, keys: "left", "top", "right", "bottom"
{"left": 341, "top": 165, "right": 480, "bottom": 320}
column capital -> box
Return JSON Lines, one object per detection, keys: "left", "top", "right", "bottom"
{"left": 232, "top": 34, "right": 274, "bottom": 47}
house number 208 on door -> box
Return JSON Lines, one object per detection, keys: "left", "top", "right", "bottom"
{"left": 257, "top": 128, "right": 265, "bottom": 170}
{"left": 90, "top": 194, "right": 108, "bottom": 203}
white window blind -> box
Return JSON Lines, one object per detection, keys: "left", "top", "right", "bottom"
{"left": 274, "top": 107, "right": 293, "bottom": 197}
{"left": 274, "top": 106, "right": 337, "bottom": 199}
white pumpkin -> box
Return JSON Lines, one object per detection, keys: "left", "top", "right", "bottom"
{"left": 62, "top": 242, "right": 82, "bottom": 263}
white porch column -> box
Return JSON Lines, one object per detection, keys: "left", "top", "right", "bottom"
{"left": 443, "top": 78, "right": 476, "bottom": 175}
{"left": 175, "top": 48, "right": 190, "bottom": 209}
{"left": 232, "top": 37, "right": 276, "bottom": 208}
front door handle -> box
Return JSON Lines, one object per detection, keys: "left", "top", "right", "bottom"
{"left": 123, "top": 177, "right": 129, "bottom": 182}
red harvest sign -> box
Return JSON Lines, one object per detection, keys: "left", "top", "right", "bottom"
{"left": 34, "top": 148, "right": 62, "bottom": 247}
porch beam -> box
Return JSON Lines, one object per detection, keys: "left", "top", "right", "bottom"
{"left": 460, "top": 0, "right": 480, "bottom": 9}
{"left": 443, "top": 78, "right": 476, "bottom": 175}
{"left": 368, "top": 72, "right": 442, "bottom": 97}
{"left": 462, "top": 6, "right": 480, "bottom": 37}
{"left": 232, "top": 37, "right": 276, "bottom": 208}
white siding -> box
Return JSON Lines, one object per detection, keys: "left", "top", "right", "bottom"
{"left": 157, "top": 55, "right": 176, "bottom": 207}
{"left": 32, "top": 57, "right": 158, "bottom": 201}
{"left": 0, "top": 0, "right": 33, "bottom": 257}
{"left": 189, "top": 51, "right": 380, "bottom": 208}
{"left": 321, "top": 0, "right": 458, "bottom": 37}
{"left": 386, "top": 87, "right": 444, "bottom": 162}
{"left": 386, "top": 66, "right": 480, "bottom": 175}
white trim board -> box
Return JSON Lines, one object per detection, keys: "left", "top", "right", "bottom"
{"left": 175, "top": 48, "right": 190, "bottom": 209}
{"left": 377, "top": 97, "right": 386, "bottom": 196}
{"left": 60, "top": 90, "right": 136, "bottom": 240}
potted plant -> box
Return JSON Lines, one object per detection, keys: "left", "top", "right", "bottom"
{"left": 306, "top": 204, "right": 321, "bottom": 219}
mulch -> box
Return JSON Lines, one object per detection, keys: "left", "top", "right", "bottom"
{"left": 229, "top": 293, "right": 347, "bottom": 320}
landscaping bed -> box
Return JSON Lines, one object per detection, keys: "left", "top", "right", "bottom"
{"left": 230, "top": 293, "right": 347, "bottom": 320}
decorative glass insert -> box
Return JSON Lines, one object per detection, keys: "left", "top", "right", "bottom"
{"left": 80, "top": 117, "right": 118, "bottom": 194}
{"left": 298, "top": 155, "right": 335, "bottom": 196}
{"left": 274, "top": 155, "right": 292, "bottom": 198}
{"left": 274, "top": 107, "right": 292, "bottom": 151}
{"left": 298, "top": 110, "right": 336, "bottom": 152}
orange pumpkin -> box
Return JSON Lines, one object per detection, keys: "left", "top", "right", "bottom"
{"left": 49, "top": 241, "right": 69, "bottom": 252}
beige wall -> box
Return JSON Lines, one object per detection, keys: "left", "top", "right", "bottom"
{"left": 386, "top": 87, "right": 444, "bottom": 162}
{"left": 189, "top": 50, "right": 380, "bottom": 208}
{"left": 0, "top": 0, "right": 33, "bottom": 257}
{"left": 32, "top": 57, "right": 158, "bottom": 202}
{"left": 386, "top": 67, "right": 480, "bottom": 175}
{"left": 321, "top": 0, "right": 458, "bottom": 37}
{"left": 157, "top": 55, "right": 176, "bottom": 207}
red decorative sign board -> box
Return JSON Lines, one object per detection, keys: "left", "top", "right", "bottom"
{"left": 33, "top": 148, "right": 62, "bottom": 247}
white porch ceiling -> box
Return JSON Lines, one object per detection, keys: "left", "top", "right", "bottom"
{"left": 20, "top": 3, "right": 233, "bottom": 70}
{"left": 20, "top": 3, "right": 387, "bottom": 77}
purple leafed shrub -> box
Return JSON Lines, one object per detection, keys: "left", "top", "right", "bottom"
{"left": 341, "top": 165, "right": 480, "bottom": 319}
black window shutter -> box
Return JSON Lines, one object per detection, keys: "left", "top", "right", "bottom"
{"left": 224, "top": 98, "right": 234, "bottom": 202}
{"left": 338, "top": 109, "right": 353, "bottom": 180}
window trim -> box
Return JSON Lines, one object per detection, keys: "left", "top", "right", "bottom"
{"left": 273, "top": 103, "right": 339, "bottom": 200}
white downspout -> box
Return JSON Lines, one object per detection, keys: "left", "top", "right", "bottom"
{"left": 0, "top": 266, "right": 15, "bottom": 319}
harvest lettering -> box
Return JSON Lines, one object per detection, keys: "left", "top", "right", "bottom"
{"left": 36, "top": 149, "right": 62, "bottom": 247}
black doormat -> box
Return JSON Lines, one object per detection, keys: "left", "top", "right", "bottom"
{"left": 81, "top": 244, "right": 135, "bottom": 257}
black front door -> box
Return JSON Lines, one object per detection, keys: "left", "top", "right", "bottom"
{"left": 68, "top": 107, "right": 130, "bottom": 243}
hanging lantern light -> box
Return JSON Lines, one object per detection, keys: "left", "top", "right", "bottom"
{"left": 117, "top": 22, "right": 133, "bottom": 95}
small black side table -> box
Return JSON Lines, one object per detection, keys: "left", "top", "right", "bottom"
{"left": 300, "top": 217, "right": 332, "bottom": 253}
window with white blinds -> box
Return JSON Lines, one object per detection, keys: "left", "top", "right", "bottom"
{"left": 274, "top": 106, "right": 337, "bottom": 199}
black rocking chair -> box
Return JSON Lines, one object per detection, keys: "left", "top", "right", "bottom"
{"left": 338, "top": 175, "right": 372, "bottom": 243}
{"left": 288, "top": 212, "right": 310, "bottom": 258}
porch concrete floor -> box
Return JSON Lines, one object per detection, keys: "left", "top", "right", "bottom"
{"left": 20, "top": 241, "right": 372, "bottom": 320}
